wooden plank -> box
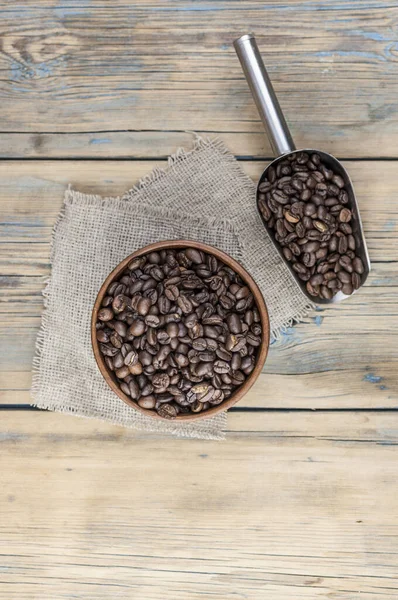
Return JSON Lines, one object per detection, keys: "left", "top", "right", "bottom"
{"left": 0, "top": 159, "right": 397, "bottom": 250}
{"left": 0, "top": 131, "right": 298, "bottom": 159}
{"left": 0, "top": 362, "right": 397, "bottom": 408}
{"left": 0, "top": 411, "right": 397, "bottom": 599}
{"left": 0, "top": 1, "right": 397, "bottom": 157}
{"left": 0, "top": 159, "right": 397, "bottom": 407}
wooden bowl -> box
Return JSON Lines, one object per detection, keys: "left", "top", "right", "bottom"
{"left": 91, "top": 240, "right": 270, "bottom": 421}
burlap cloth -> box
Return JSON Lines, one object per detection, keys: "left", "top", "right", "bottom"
{"left": 32, "top": 137, "right": 313, "bottom": 440}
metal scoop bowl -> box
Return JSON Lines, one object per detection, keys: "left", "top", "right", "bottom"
{"left": 234, "top": 34, "right": 370, "bottom": 303}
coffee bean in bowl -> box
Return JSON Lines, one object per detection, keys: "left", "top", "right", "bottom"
{"left": 92, "top": 241, "right": 269, "bottom": 421}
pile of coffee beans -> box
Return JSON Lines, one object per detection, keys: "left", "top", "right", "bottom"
{"left": 257, "top": 152, "right": 365, "bottom": 299}
{"left": 95, "top": 247, "right": 263, "bottom": 419}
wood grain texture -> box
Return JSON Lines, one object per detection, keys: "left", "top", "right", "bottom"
{"left": 0, "top": 411, "right": 397, "bottom": 599}
{"left": 0, "top": 1, "right": 397, "bottom": 157}
{"left": 0, "top": 2, "right": 398, "bottom": 598}
{"left": 0, "top": 159, "right": 397, "bottom": 407}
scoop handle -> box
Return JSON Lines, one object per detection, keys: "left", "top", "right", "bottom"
{"left": 234, "top": 34, "right": 295, "bottom": 156}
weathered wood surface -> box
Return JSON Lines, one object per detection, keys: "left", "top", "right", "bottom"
{"left": 0, "top": 2, "right": 398, "bottom": 597}
{"left": 0, "top": 160, "right": 396, "bottom": 407}
{"left": 1, "top": 411, "right": 397, "bottom": 599}
{"left": 0, "top": 1, "right": 397, "bottom": 157}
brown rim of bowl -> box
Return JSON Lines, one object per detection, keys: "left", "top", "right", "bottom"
{"left": 91, "top": 240, "right": 270, "bottom": 421}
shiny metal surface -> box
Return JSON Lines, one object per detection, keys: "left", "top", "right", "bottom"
{"left": 234, "top": 34, "right": 370, "bottom": 303}
{"left": 233, "top": 34, "right": 295, "bottom": 156}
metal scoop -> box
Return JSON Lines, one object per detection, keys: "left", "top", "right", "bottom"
{"left": 234, "top": 34, "right": 370, "bottom": 303}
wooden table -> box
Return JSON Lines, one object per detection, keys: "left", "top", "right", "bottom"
{"left": 1, "top": 2, "right": 397, "bottom": 598}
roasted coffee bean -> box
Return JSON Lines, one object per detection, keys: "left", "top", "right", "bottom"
{"left": 220, "top": 294, "right": 235, "bottom": 310}
{"left": 306, "top": 281, "right": 319, "bottom": 296}
{"left": 293, "top": 262, "right": 307, "bottom": 275}
{"left": 324, "top": 271, "right": 336, "bottom": 282}
{"left": 115, "top": 366, "right": 129, "bottom": 379}
{"left": 353, "top": 257, "right": 364, "bottom": 274}
{"left": 339, "top": 208, "right": 352, "bottom": 223}
{"left": 339, "top": 189, "right": 348, "bottom": 204}
{"left": 137, "top": 297, "right": 151, "bottom": 316}
{"left": 190, "top": 399, "right": 203, "bottom": 412}
{"left": 283, "top": 247, "right": 293, "bottom": 261}
{"left": 124, "top": 350, "right": 139, "bottom": 367}
{"left": 110, "top": 331, "right": 123, "bottom": 349}
{"left": 339, "top": 255, "right": 353, "bottom": 273}
{"left": 138, "top": 395, "right": 156, "bottom": 410}
{"left": 226, "top": 313, "right": 242, "bottom": 334}
{"left": 315, "top": 182, "right": 328, "bottom": 198}
{"left": 273, "top": 189, "right": 290, "bottom": 205}
{"left": 259, "top": 180, "right": 272, "bottom": 192}
{"left": 337, "top": 270, "right": 351, "bottom": 284}
{"left": 120, "top": 382, "right": 131, "bottom": 396}
{"left": 113, "top": 321, "right": 127, "bottom": 337}
{"left": 139, "top": 350, "right": 152, "bottom": 366}
{"left": 307, "top": 229, "right": 322, "bottom": 241}
{"left": 317, "top": 261, "right": 330, "bottom": 275}
{"left": 332, "top": 174, "right": 345, "bottom": 188}
{"left": 313, "top": 220, "right": 329, "bottom": 234}
{"left": 190, "top": 322, "right": 204, "bottom": 340}
{"left": 165, "top": 285, "right": 179, "bottom": 301}
{"left": 300, "top": 188, "right": 312, "bottom": 201}
{"left": 157, "top": 403, "right": 177, "bottom": 419}
{"left": 304, "top": 202, "right": 317, "bottom": 217}
{"left": 296, "top": 222, "right": 306, "bottom": 238}
{"left": 325, "top": 197, "right": 339, "bottom": 207}
{"left": 285, "top": 232, "right": 298, "bottom": 244}
{"left": 284, "top": 210, "right": 300, "bottom": 224}
{"left": 98, "top": 308, "right": 113, "bottom": 322}
{"left": 329, "top": 236, "right": 338, "bottom": 252}
{"left": 128, "top": 361, "right": 143, "bottom": 376}
{"left": 330, "top": 204, "right": 344, "bottom": 216}
{"left": 289, "top": 242, "right": 301, "bottom": 257}
{"left": 303, "top": 241, "right": 320, "bottom": 253}
{"left": 300, "top": 216, "right": 311, "bottom": 231}
{"left": 315, "top": 247, "right": 328, "bottom": 261}
{"left": 96, "top": 330, "right": 110, "bottom": 343}
{"left": 246, "top": 332, "right": 261, "bottom": 347}
{"left": 320, "top": 285, "right": 333, "bottom": 299}
{"left": 290, "top": 202, "right": 305, "bottom": 218}
{"left": 225, "top": 333, "right": 238, "bottom": 351}
{"left": 214, "top": 360, "right": 230, "bottom": 374}
{"left": 309, "top": 273, "right": 324, "bottom": 286}
{"left": 312, "top": 194, "right": 324, "bottom": 207}
{"left": 352, "top": 272, "right": 361, "bottom": 290}
{"left": 303, "top": 252, "right": 316, "bottom": 267}
{"left": 113, "top": 352, "right": 125, "bottom": 369}
{"left": 100, "top": 344, "right": 119, "bottom": 358}
{"left": 145, "top": 315, "right": 160, "bottom": 328}
{"left": 339, "top": 223, "right": 352, "bottom": 235}
{"left": 192, "top": 338, "right": 206, "bottom": 352}
{"left": 320, "top": 165, "right": 333, "bottom": 181}
{"left": 342, "top": 283, "right": 353, "bottom": 295}
{"left": 276, "top": 219, "right": 286, "bottom": 238}
{"left": 209, "top": 389, "right": 225, "bottom": 405}
{"left": 338, "top": 236, "right": 348, "bottom": 255}
{"left": 112, "top": 294, "right": 128, "bottom": 314}
{"left": 128, "top": 319, "right": 146, "bottom": 338}
{"left": 216, "top": 347, "right": 232, "bottom": 361}
{"left": 258, "top": 197, "right": 271, "bottom": 220}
